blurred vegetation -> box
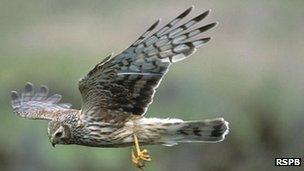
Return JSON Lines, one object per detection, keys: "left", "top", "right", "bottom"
{"left": 0, "top": 0, "right": 304, "bottom": 171}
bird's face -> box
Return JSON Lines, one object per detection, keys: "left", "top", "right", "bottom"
{"left": 47, "top": 121, "right": 72, "bottom": 147}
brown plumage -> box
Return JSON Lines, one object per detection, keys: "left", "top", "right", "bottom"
{"left": 10, "top": 6, "right": 229, "bottom": 168}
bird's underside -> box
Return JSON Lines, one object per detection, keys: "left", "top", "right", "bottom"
{"left": 10, "top": 6, "right": 229, "bottom": 169}
{"left": 74, "top": 115, "right": 228, "bottom": 148}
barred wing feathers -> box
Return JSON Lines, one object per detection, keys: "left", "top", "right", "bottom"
{"left": 79, "top": 7, "right": 217, "bottom": 116}
{"left": 11, "top": 82, "right": 72, "bottom": 121}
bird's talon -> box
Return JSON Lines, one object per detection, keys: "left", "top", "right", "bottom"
{"left": 132, "top": 148, "right": 147, "bottom": 169}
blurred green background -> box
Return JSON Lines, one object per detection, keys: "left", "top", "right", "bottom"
{"left": 1, "top": 0, "right": 303, "bottom": 171}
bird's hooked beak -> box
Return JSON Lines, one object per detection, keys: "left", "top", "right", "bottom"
{"left": 50, "top": 137, "right": 56, "bottom": 147}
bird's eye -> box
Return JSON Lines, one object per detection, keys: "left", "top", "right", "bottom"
{"left": 55, "top": 132, "right": 63, "bottom": 137}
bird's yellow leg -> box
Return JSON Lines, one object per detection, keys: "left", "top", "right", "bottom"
{"left": 133, "top": 134, "right": 151, "bottom": 161}
{"left": 131, "top": 134, "right": 151, "bottom": 169}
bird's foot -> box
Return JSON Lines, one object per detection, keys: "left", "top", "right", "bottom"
{"left": 131, "top": 134, "right": 151, "bottom": 169}
{"left": 132, "top": 149, "right": 148, "bottom": 169}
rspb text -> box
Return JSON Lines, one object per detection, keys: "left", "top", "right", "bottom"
{"left": 275, "top": 158, "right": 301, "bottom": 166}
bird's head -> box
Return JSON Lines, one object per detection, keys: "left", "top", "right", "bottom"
{"left": 47, "top": 121, "right": 72, "bottom": 147}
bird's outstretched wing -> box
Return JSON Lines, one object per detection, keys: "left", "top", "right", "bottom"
{"left": 79, "top": 6, "right": 217, "bottom": 117}
{"left": 11, "top": 82, "right": 72, "bottom": 121}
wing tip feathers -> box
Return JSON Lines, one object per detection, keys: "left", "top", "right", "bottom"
{"left": 10, "top": 83, "right": 71, "bottom": 110}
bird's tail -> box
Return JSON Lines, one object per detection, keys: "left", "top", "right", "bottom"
{"left": 145, "top": 117, "right": 229, "bottom": 146}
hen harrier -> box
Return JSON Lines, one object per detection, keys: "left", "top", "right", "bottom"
{"left": 11, "top": 6, "right": 229, "bottom": 169}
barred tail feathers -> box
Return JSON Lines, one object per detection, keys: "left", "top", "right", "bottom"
{"left": 139, "top": 117, "right": 229, "bottom": 146}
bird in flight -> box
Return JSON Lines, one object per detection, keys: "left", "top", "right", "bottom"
{"left": 11, "top": 6, "right": 229, "bottom": 169}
